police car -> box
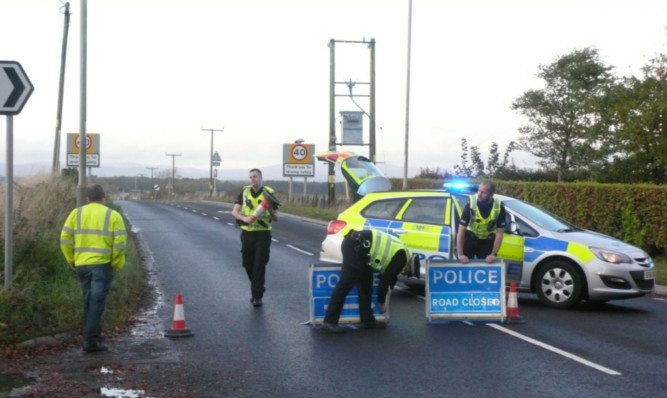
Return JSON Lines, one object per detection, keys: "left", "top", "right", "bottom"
{"left": 317, "top": 152, "right": 655, "bottom": 309}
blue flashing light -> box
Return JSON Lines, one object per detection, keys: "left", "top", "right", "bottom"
{"left": 443, "top": 179, "right": 472, "bottom": 191}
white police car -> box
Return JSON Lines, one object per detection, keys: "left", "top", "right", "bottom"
{"left": 317, "top": 152, "right": 655, "bottom": 309}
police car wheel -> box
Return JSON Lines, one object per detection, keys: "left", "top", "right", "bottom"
{"left": 535, "top": 260, "right": 583, "bottom": 309}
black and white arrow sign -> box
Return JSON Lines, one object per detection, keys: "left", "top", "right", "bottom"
{"left": 0, "top": 61, "right": 34, "bottom": 115}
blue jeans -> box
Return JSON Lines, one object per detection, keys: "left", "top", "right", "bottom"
{"left": 76, "top": 263, "right": 113, "bottom": 348}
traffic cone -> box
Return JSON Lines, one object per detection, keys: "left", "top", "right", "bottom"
{"left": 505, "top": 283, "right": 525, "bottom": 324}
{"left": 165, "top": 293, "right": 194, "bottom": 337}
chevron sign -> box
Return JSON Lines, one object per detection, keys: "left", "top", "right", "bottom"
{"left": 0, "top": 61, "right": 34, "bottom": 115}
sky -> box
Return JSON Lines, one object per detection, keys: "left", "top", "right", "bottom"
{"left": 1, "top": 0, "right": 665, "bottom": 181}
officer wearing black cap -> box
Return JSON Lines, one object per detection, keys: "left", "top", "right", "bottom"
{"left": 321, "top": 229, "right": 412, "bottom": 333}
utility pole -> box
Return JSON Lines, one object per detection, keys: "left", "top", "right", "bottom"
{"left": 76, "top": 0, "right": 88, "bottom": 207}
{"left": 146, "top": 167, "right": 158, "bottom": 200}
{"left": 165, "top": 153, "right": 181, "bottom": 199}
{"left": 403, "top": 0, "right": 413, "bottom": 191}
{"left": 52, "top": 2, "right": 70, "bottom": 175}
{"left": 201, "top": 127, "right": 224, "bottom": 197}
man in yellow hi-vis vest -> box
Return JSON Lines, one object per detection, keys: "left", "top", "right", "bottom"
{"left": 457, "top": 180, "right": 506, "bottom": 264}
{"left": 232, "top": 168, "right": 278, "bottom": 308}
{"left": 321, "top": 229, "right": 411, "bottom": 333}
{"left": 60, "top": 184, "right": 127, "bottom": 353}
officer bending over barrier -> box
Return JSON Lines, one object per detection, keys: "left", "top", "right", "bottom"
{"left": 321, "top": 229, "right": 411, "bottom": 334}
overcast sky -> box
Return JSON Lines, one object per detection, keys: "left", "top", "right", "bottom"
{"left": 1, "top": 0, "right": 665, "bottom": 180}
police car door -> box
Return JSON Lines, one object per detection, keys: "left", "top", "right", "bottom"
{"left": 396, "top": 196, "right": 453, "bottom": 264}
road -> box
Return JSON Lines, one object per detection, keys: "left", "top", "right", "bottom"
{"left": 5, "top": 199, "right": 667, "bottom": 397}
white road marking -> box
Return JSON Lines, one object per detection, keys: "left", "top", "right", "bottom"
{"left": 486, "top": 323, "right": 622, "bottom": 375}
{"left": 213, "top": 217, "right": 220, "bottom": 221}
{"left": 394, "top": 284, "right": 622, "bottom": 375}
{"left": 286, "top": 244, "right": 314, "bottom": 256}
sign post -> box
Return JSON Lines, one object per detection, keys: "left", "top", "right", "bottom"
{"left": 283, "top": 143, "right": 315, "bottom": 202}
{"left": 1, "top": 61, "right": 34, "bottom": 290}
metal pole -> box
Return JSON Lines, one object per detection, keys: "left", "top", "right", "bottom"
{"left": 369, "top": 38, "right": 376, "bottom": 163}
{"left": 4, "top": 116, "right": 14, "bottom": 290}
{"left": 403, "top": 0, "right": 413, "bottom": 190}
{"left": 166, "top": 153, "right": 181, "bottom": 199}
{"left": 52, "top": 2, "right": 70, "bottom": 175}
{"left": 201, "top": 127, "right": 223, "bottom": 197}
{"left": 77, "top": 0, "right": 88, "bottom": 207}
{"left": 328, "top": 39, "right": 336, "bottom": 205}
{"left": 147, "top": 167, "right": 157, "bottom": 199}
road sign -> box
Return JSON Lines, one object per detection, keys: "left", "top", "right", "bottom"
{"left": 426, "top": 260, "right": 506, "bottom": 323}
{"left": 67, "top": 133, "right": 99, "bottom": 154}
{"left": 0, "top": 61, "right": 34, "bottom": 115}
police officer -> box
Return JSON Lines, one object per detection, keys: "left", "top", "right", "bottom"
{"left": 321, "top": 229, "right": 411, "bottom": 333}
{"left": 60, "top": 184, "right": 127, "bottom": 353}
{"left": 456, "top": 180, "right": 506, "bottom": 264}
{"left": 232, "top": 168, "right": 278, "bottom": 307}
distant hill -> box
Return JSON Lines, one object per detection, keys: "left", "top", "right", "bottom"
{"left": 1, "top": 160, "right": 422, "bottom": 182}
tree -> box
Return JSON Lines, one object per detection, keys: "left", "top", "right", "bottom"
{"left": 511, "top": 48, "right": 615, "bottom": 181}
{"left": 454, "top": 138, "right": 516, "bottom": 179}
{"left": 603, "top": 54, "right": 667, "bottom": 184}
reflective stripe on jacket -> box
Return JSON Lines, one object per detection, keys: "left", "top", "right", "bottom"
{"left": 240, "top": 185, "right": 275, "bottom": 232}
{"left": 368, "top": 230, "right": 410, "bottom": 272}
{"left": 466, "top": 195, "right": 501, "bottom": 239}
{"left": 60, "top": 202, "right": 127, "bottom": 269}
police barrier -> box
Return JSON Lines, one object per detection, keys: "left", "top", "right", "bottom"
{"left": 308, "top": 263, "right": 389, "bottom": 325}
{"left": 426, "top": 260, "right": 506, "bottom": 323}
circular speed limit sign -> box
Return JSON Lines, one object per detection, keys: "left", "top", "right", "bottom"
{"left": 291, "top": 144, "right": 308, "bottom": 163}
{"left": 74, "top": 135, "right": 92, "bottom": 151}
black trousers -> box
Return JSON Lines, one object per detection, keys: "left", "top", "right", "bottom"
{"left": 240, "top": 229, "right": 271, "bottom": 299}
{"left": 324, "top": 236, "right": 376, "bottom": 325}
{"left": 463, "top": 231, "right": 494, "bottom": 259}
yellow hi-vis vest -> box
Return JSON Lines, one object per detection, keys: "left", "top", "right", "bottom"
{"left": 240, "top": 185, "right": 275, "bottom": 232}
{"left": 368, "top": 230, "right": 410, "bottom": 272}
{"left": 466, "top": 195, "right": 502, "bottom": 239}
{"left": 60, "top": 202, "right": 127, "bottom": 269}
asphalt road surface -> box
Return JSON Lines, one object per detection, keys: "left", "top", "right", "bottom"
{"left": 5, "top": 199, "right": 666, "bottom": 397}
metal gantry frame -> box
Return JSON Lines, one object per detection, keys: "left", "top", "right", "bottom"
{"left": 328, "top": 38, "right": 376, "bottom": 204}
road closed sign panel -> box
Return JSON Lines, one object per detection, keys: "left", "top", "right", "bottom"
{"left": 426, "top": 261, "right": 506, "bottom": 322}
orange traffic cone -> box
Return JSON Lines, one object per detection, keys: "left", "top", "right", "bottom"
{"left": 505, "top": 283, "right": 525, "bottom": 324}
{"left": 165, "top": 293, "right": 194, "bottom": 337}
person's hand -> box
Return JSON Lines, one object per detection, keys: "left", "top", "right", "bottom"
{"left": 68, "top": 263, "right": 76, "bottom": 272}
{"left": 485, "top": 253, "right": 497, "bottom": 263}
{"left": 244, "top": 215, "right": 256, "bottom": 224}
{"left": 459, "top": 255, "right": 470, "bottom": 264}
{"left": 378, "top": 303, "right": 387, "bottom": 313}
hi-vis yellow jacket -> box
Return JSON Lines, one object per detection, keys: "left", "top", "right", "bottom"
{"left": 239, "top": 185, "right": 275, "bottom": 232}
{"left": 60, "top": 203, "right": 127, "bottom": 270}
{"left": 368, "top": 230, "right": 411, "bottom": 272}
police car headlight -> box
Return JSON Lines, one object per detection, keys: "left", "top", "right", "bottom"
{"left": 590, "top": 247, "right": 632, "bottom": 264}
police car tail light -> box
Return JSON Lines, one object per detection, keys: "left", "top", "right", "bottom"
{"left": 327, "top": 220, "right": 347, "bottom": 235}
{"left": 590, "top": 247, "right": 632, "bottom": 264}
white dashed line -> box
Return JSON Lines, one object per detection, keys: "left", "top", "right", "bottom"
{"left": 486, "top": 323, "right": 622, "bottom": 375}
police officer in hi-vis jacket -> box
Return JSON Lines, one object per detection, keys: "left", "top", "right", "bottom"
{"left": 321, "top": 229, "right": 411, "bottom": 334}
{"left": 232, "top": 168, "right": 278, "bottom": 308}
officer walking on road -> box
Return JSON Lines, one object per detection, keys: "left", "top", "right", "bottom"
{"left": 321, "top": 229, "right": 411, "bottom": 333}
{"left": 232, "top": 168, "right": 278, "bottom": 308}
{"left": 60, "top": 184, "right": 127, "bottom": 353}
{"left": 456, "top": 180, "right": 506, "bottom": 264}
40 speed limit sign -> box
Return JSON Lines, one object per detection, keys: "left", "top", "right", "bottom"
{"left": 290, "top": 144, "right": 309, "bottom": 164}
